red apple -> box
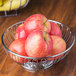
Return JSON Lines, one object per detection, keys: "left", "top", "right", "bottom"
{"left": 23, "top": 14, "right": 51, "bottom": 35}
{"left": 9, "top": 39, "right": 27, "bottom": 63}
{"left": 15, "top": 24, "right": 27, "bottom": 40}
{"left": 25, "top": 30, "right": 53, "bottom": 58}
{"left": 48, "top": 35, "right": 66, "bottom": 60}
{"left": 49, "top": 22, "right": 62, "bottom": 37}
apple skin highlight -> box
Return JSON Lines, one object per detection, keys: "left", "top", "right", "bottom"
{"left": 15, "top": 24, "right": 27, "bottom": 40}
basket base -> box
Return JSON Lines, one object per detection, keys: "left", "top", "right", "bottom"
{"left": 21, "top": 60, "right": 54, "bottom": 72}
{"left": 0, "top": 10, "right": 17, "bottom": 18}
{"left": 21, "top": 55, "right": 68, "bottom": 72}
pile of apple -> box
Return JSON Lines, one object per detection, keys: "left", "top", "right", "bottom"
{"left": 9, "top": 14, "right": 66, "bottom": 62}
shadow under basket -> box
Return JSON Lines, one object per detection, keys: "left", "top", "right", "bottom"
{"left": 2, "top": 20, "right": 75, "bottom": 72}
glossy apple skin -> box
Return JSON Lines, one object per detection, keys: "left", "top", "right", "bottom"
{"left": 25, "top": 30, "right": 53, "bottom": 58}
{"left": 15, "top": 24, "right": 27, "bottom": 40}
{"left": 9, "top": 39, "right": 27, "bottom": 63}
{"left": 49, "top": 22, "right": 62, "bottom": 37}
{"left": 23, "top": 14, "right": 51, "bottom": 35}
{"left": 48, "top": 35, "right": 66, "bottom": 60}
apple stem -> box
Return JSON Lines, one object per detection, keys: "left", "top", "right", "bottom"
{"left": 43, "top": 20, "right": 48, "bottom": 24}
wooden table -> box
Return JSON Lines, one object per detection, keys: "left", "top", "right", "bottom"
{"left": 0, "top": 0, "right": 76, "bottom": 76}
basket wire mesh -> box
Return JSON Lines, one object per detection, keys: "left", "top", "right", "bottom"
{"left": 2, "top": 20, "right": 75, "bottom": 71}
{"left": 0, "top": 0, "right": 29, "bottom": 18}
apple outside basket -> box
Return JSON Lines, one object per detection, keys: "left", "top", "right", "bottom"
{"left": 0, "top": 0, "right": 30, "bottom": 17}
{"left": 2, "top": 20, "right": 75, "bottom": 71}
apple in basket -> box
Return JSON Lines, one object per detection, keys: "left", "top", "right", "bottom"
{"left": 48, "top": 35, "right": 66, "bottom": 60}
{"left": 49, "top": 22, "right": 62, "bottom": 37}
{"left": 9, "top": 39, "right": 27, "bottom": 63}
{"left": 25, "top": 30, "right": 53, "bottom": 58}
{"left": 23, "top": 14, "right": 51, "bottom": 35}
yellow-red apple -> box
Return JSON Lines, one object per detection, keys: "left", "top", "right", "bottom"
{"left": 25, "top": 30, "right": 53, "bottom": 58}
{"left": 24, "top": 14, "right": 51, "bottom": 35}
{"left": 48, "top": 35, "right": 66, "bottom": 60}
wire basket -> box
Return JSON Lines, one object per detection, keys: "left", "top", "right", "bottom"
{"left": 2, "top": 20, "right": 75, "bottom": 71}
{"left": 0, "top": 0, "right": 29, "bottom": 18}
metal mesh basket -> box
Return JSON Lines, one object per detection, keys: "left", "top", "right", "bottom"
{"left": 0, "top": 0, "right": 29, "bottom": 18}
{"left": 2, "top": 20, "right": 75, "bottom": 71}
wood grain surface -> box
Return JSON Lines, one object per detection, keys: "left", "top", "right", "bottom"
{"left": 0, "top": 0, "right": 76, "bottom": 76}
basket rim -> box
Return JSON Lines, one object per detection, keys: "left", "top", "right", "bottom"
{"left": 1, "top": 20, "right": 75, "bottom": 59}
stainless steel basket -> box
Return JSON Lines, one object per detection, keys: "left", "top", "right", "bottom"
{"left": 0, "top": 0, "right": 29, "bottom": 18}
{"left": 2, "top": 20, "right": 75, "bottom": 71}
